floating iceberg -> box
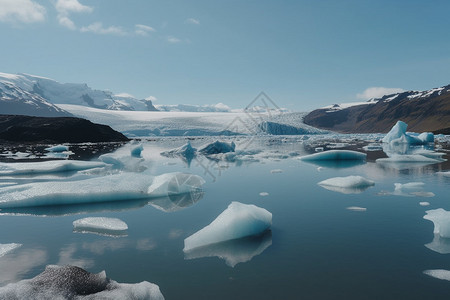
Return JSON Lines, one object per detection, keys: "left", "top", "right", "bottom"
{"left": 318, "top": 175, "right": 375, "bottom": 194}
{"left": 362, "top": 144, "right": 383, "bottom": 151}
{"left": 0, "top": 243, "right": 22, "bottom": 258}
{"left": 420, "top": 202, "right": 430, "bottom": 206}
{"left": 259, "top": 192, "right": 269, "bottom": 197}
{"left": 0, "top": 160, "right": 107, "bottom": 176}
{"left": 184, "top": 202, "right": 272, "bottom": 251}
{"left": 73, "top": 217, "right": 128, "bottom": 237}
{"left": 0, "top": 172, "right": 204, "bottom": 208}
{"left": 99, "top": 154, "right": 146, "bottom": 172}
{"left": 382, "top": 121, "right": 434, "bottom": 145}
{"left": 270, "top": 169, "right": 283, "bottom": 174}
{"left": 0, "top": 265, "right": 164, "bottom": 300}
{"left": 424, "top": 209, "right": 450, "bottom": 238}
{"left": 130, "top": 144, "right": 144, "bottom": 158}
{"left": 160, "top": 142, "right": 197, "bottom": 162}
{"left": 184, "top": 230, "right": 272, "bottom": 267}
{"left": 378, "top": 182, "right": 434, "bottom": 197}
{"left": 44, "top": 145, "right": 69, "bottom": 152}
{"left": 423, "top": 269, "right": 450, "bottom": 281}
{"left": 425, "top": 234, "right": 450, "bottom": 254}
{"left": 299, "top": 150, "right": 367, "bottom": 161}
{"left": 346, "top": 206, "right": 367, "bottom": 212}
{"left": 199, "top": 140, "right": 235, "bottom": 155}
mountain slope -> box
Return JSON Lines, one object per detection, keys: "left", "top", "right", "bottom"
{"left": 0, "top": 72, "right": 157, "bottom": 113}
{"left": 304, "top": 85, "right": 450, "bottom": 133}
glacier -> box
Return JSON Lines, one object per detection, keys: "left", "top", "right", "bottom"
{"left": 318, "top": 176, "right": 375, "bottom": 194}
{"left": 184, "top": 202, "right": 272, "bottom": 251}
{"left": 0, "top": 265, "right": 164, "bottom": 300}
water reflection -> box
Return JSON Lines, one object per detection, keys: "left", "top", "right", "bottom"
{"left": 0, "top": 248, "right": 47, "bottom": 285}
{"left": 300, "top": 160, "right": 366, "bottom": 169}
{"left": 319, "top": 184, "right": 373, "bottom": 194}
{"left": 184, "top": 230, "right": 272, "bottom": 267}
{"left": 149, "top": 190, "right": 204, "bottom": 213}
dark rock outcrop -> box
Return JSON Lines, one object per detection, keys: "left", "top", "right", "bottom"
{"left": 304, "top": 85, "right": 450, "bottom": 133}
{"left": 0, "top": 115, "right": 129, "bottom": 143}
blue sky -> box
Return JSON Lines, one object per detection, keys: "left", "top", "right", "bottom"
{"left": 1, "top": 0, "right": 450, "bottom": 111}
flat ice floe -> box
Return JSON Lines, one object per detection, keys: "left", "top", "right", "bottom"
{"left": 184, "top": 230, "right": 272, "bottom": 267}
{"left": 0, "top": 160, "right": 107, "bottom": 176}
{"left": 0, "top": 172, "right": 204, "bottom": 208}
{"left": 318, "top": 175, "right": 375, "bottom": 194}
{"left": 0, "top": 265, "right": 164, "bottom": 300}
{"left": 299, "top": 150, "right": 367, "bottom": 161}
{"left": 44, "top": 145, "right": 69, "bottom": 152}
{"left": 184, "top": 202, "right": 272, "bottom": 251}
{"left": 346, "top": 206, "right": 367, "bottom": 211}
{"left": 0, "top": 243, "right": 22, "bottom": 258}
{"left": 423, "top": 269, "right": 450, "bottom": 281}
{"left": 73, "top": 217, "right": 128, "bottom": 237}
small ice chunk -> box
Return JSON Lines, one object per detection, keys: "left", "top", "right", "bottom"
{"left": 424, "top": 208, "right": 450, "bottom": 238}
{"left": 199, "top": 140, "right": 235, "bottom": 155}
{"left": 300, "top": 150, "right": 367, "bottom": 161}
{"left": 423, "top": 269, "right": 450, "bottom": 281}
{"left": 318, "top": 175, "right": 375, "bottom": 194}
{"left": 346, "top": 206, "right": 367, "bottom": 212}
{"left": 259, "top": 192, "right": 269, "bottom": 197}
{"left": 362, "top": 144, "right": 383, "bottom": 151}
{"left": 44, "top": 145, "right": 69, "bottom": 152}
{"left": 73, "top": 217, "right": 128, "bottom": 236}
{"left": 148, "top": 172, "right": 205, "bottom": 197}
{"left": 315, "top": 147, "right": 324, "bottom": 152}
{"left": 161, "top": 142, "right": 197, "bottom": 159}
{"left": 420, "top": 202, "right": 430, "bottom": 206}
{"left": 184, "top": 230, "right": 272, "bottom": 267}
{"left": 270, "top": 169, "right": 283, "bottom": 174}
{"left": 0, "top": 243, "right": 22, "bottom": 257}
{"left": 130, "top": 144, "right": 144, "bottom": 158}
{"left": 184, "top": 202, "right": 272, "bottom": 251}
{"left": 376, "top": 155, "right": 443, "bottom": 163}
{"left": 0, "top": 265, "right": 164, "bottom": 299}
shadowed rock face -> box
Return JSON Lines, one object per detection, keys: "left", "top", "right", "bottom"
{"left": 304, "top": 85, "right": 450, "bottom": 133}
{"left": 0, "top": 115, "right": 129, "bottom": 143}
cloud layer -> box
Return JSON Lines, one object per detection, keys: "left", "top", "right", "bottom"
{"left": 357, "top": 87, "right": 405, "bottom": 100}
{"left": 0, "top": 0, "right": 46, "bottom": 24}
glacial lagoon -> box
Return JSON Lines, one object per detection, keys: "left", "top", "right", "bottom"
{"left": 0, "top": 135, "right": 450, "bottom": 299}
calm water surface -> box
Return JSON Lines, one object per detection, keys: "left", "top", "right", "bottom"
{"left": 0, "top": 137, "right": 449, "bottom": 299}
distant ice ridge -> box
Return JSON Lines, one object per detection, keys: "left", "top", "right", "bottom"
{"left": 382, "top": 121, "right": 434, "bottom": 145}
{"left": 184, "top": 202, "right": 272, "bottom": 251}
{"left": 0, "top": 172, "right": 205, "bottom": 208}
{"left": 44, "top": 145, "right": 69, "bottom": 152}
{"left": 318, "top": 176, "right": 375, "bottom": 194}
{"left": 0, "top": 243, "right": 22, "bottom": 258}
{"left": 0, "top": 265, "right": 164, "bottom": 299}
{"left": 73, "top": 217, "right": 128, "bottom": 237}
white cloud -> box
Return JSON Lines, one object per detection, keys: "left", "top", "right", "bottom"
{"left": 135, "top": 24, "right": 156, "bottom": 36}
{"left": 55, "top": 0, "right": 92, "bottom": 30}
{"left": 81, "top": 22, "right": 127, "bottom": 36}
{"left": 357, "top": 87, "right": 405, "bottom": 100}
{"left": 0, "top": 0, "right": 46, "bottom": 24}
{"left": 167, "top": 36, "right": 181, "bottom": 43}
{"left": 145, "top": 96, "right": 157, "bottom": 102}
{"left": 186, "top": 18, "right": 200, "bottom": 25}
{"left": 115, "top": 92, "right": 135, "bottom": 98}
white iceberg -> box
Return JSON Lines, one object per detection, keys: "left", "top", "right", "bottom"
{"left": 184, "top": 202, "right": 272, "bottom": 251}
{"left": 318, "top": 175, "right": 375, "bottom": 194}
{"left": 0, "top": 172, "right": 204, "bottom": 208}
{"left": 161, "top": 142, "right": 197, "bottom": 159}
{"left": 199, "top": 140, "right": 235, "bottom": 155}
{"left": 44, "top": 145, "right": 69, "bottom": 152}
{"left": 0, "top": 265, "right": 164, "bottom": 300}
{"left": 0, "top": 243, "right": 22, "bottom": 258}
{"left": 0, "top": 160, "right": 107, "bottom": 176}
{"left": 259, "top": 192, "right": 269, "bottom": 197}
{"left": 420, "top": 202, "right": 430, "bottom": 206}
{"left": 184, "top": 230, "right": 272, "bottom": 267}
{"left": 299, "top": 150, "right": 367, "bottom": 161}
{"left": 424, "top": 208, "right": 450, "bottom": 238}
{"left": 346, "top": 206, "right": 367, "bottom": 212}
{"left": 423, "top": 269, "right": 450, "bottom": 281}
{"left": 382, "top": 120, "right": 434, "bottom": 145}
{"left": 99, "top": 154, "right": 145, "bottom": 172}
{"left": 73, "top": 217, "right": 128, "bottom": 237}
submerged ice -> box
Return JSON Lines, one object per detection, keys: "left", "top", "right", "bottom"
{"left": 0, "top": 265, "right": 164, "bottom": 300}
{"left": 184, "top": 202, "right": 272, "bottom": 251}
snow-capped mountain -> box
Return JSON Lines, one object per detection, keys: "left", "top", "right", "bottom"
{"left": 0, "top": 72, "right": 157, "bottom": 115}
{"left": 304, "top": 84, "right": 450, "bottom": 133}
{"left": 0, "top": 74, "right": 70, "bottom": 117}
